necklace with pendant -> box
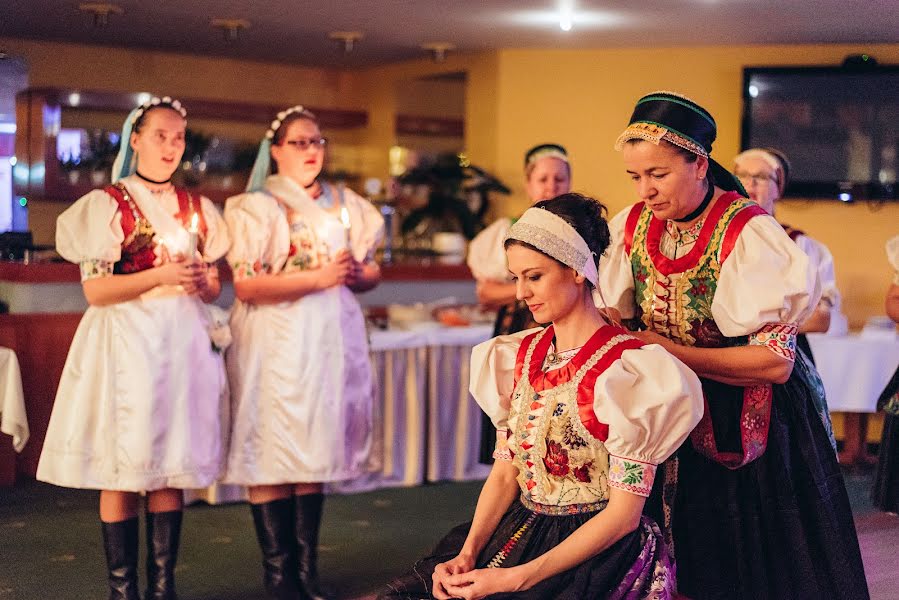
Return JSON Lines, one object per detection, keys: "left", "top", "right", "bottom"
{"left": 545, "top": 345, "right": 582, "bottom": 367}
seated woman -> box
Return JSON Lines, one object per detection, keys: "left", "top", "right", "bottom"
{"left": 380, "top": 193, "right": 703, "bottom": 600}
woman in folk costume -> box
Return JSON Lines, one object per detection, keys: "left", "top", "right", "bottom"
{"left": 37, "top": 97, "right": 231, "bottom": 600}
{"left": 600, "top": 91, "right": 868, "bottom": 599}
{"left": 468, "top": 143, "right": 572, "bottom": 464}
{"left": 223, "top": 106, "right": 383, "bottom": 600}
{"left": 873, "top": 234, "right": 899, "bottom": 512}
{"left": 733, "top": 147, "right": 849, "bottom": 361}
{"left": 380, "top": 193, "right": 703, "bottom": 600}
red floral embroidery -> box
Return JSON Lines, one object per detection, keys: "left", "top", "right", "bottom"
{"left": 288, "top": 243, "right": 298, "bottom": 257}
{"left": 543, "top": 440, "right": 570, "bottom": 477}
{"left": 573, "top": 460, "right": 593, "bottom": 483}
{"left": 687, "top": 318, "right": 727, "bottom": 348}
{"left": 252, "top": 260, "right": 263, "bottom": 274}
{"left": 690, "top": 279, "right": 710, "bottom": 297}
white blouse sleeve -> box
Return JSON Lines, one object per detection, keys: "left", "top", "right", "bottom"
{"left": 593, "top": 344, "right": 703, "bottom": 497}
{"left": 714, "top": 214, "right": 821, "bottom": 360}
{"left": 887, "top": 235, "right": 899, "bottom": 285}
{"left": 467, "top": 218, "right": 513, "bottom": 282}
{"left": 794, "top": 234, "right": 847, "bottom": 334}
{"left": 470, "top": 328, "right": 542, "bottom": 460}
{"left": 224, "top": 193, "right": 288, "bottom": 280}
{"left": 199, "top": 196, "right": 231, "bottom": 263}
{"left": 598, "top": 206, "right": 639, "bottom": 318}
{"left": 344, "top": 188, "right": 385, "bottom": 263}
{"left": 55, "top": 189, "right": 125, "bottom": 281}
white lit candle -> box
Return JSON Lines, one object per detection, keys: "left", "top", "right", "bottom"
{"left": 340, "top": 206, "right": 351, "bottom": 250}
{"left": 187, "top": 212, "right": 199, "bottom": 259}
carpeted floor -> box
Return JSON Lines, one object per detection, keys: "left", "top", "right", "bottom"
{"left": 1, "top": 469, "right": 896, "bottom": 599}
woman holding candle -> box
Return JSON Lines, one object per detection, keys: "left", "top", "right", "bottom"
{"left": 223, "top": 106, "right": 383, "bottom": 600}
{"left": 37, "top": 96, "right": 230, "bottom": 600}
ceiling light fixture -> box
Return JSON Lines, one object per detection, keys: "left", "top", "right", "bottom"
{"left": 78, "top": 3, "right": 124, "bottom": 27}
{"left": 421, "top": 42, "right": 456, "bottom": 63}
{"left": 329, "top": 31, "right": 364, "bottom": 54}
{"left": 559, "top": 0, "right": 574, "bottom": 31}
{"left": 211, "top": 18, "right": 251, "bottom": 42}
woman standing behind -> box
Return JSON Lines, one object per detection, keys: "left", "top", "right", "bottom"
{"left": 37, "top": 97, "right": 231, "bottom": 600}
{"left": 468, "top": 144, "right": 572, "bottom": 463}
{"left": 873, "top": 234, "right": 899, "bottom": 512}
{"left": 224, "top": 106, "right": 384, "bottom": 600}
{"left": 601, "top": 91, "right": 867, "bottom": 599}
{"left": 733, "top": 148, "right": 848, "bottom": 345}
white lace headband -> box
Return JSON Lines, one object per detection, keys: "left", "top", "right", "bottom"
{"left": 504, "top": 207, "right": 597, "bottom": 285}
{"left": 734, "top": 148, "right": 782, "bottom": 173}
{"left": 265, "top": 105, "right": 317, "bottom": 140}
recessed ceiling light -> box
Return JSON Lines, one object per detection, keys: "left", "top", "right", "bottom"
{"left": 421, "top": 42, "right": 456, "bottom": 63}
{"left": 211, "top": 18, "right": 251, "bottom": 42}
{"left": 508, "top": 6, "right": 626, "bottom": 30}
{"left": 78, "top": 3, "right": 124, "bottom": 28}
{"left": 329, "top": 31, "right": 364, "bottom": 54}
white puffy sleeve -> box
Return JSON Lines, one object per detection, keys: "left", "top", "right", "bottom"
{"left": 593, "top": 344, "right": 703, "bottom": 497}
{"left": 888, "top": 235, "right": 899, "bottom": 284}
{"left": 598, "top": 206, "right": 639, "bottom": 318}
{"left": 344, "top": 187, "right": 385, "bottom": 263}
{"left": 198, "top": 196, "right": 230, "bottom": 263}
{"left": 55, "top": 189, "right": 125, "bottom": 281}
{"left": 224, "top": 192, "right": 289, "bottom": 280}
{"left": 793, "top": 233, "right": 847, "bottom": 334}
{"left": 469, "top": 327, "right": 542, "bottom": 461}
{"left": 714, "top": 214, "right": 821, "bottom": 361}
{"left": 467, "top": 218, "right": 513, "bottom": 282}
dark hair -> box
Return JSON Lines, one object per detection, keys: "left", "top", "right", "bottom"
{"left": 133, "top": 103, "right": 186, "bottom": 135}
{"left": 504, "top": 192, "right": 610, "bottom": 287}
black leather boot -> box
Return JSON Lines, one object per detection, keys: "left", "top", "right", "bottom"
{"left": 101, "top": 517, "right": 140, "bottom": 600}
{"left": 145, "top": 510, "right": 182, "bottom": 600}
{"left": 294, "top": 493, "right": 330, "bottom": 600}
{"left": 251, "top": 498, "right": 301, "bottom": 599}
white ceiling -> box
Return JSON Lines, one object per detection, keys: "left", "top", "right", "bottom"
{"left": 0, "top": 0, "right": 896, "bottom": 68}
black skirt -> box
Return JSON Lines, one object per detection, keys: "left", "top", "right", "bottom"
{"left": 872, "top": 366, "right": 899, "bottom": 512}
{"left": 670, "top": 352, "right": 869, "bottom": 600}
{"left": 378, "top": 500, "right": 673, "bottom": 600}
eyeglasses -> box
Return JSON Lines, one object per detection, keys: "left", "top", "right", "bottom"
{"left": 735, "top": 171, "right": 777, "bottom": 186}
{"left": 283, "top": 137, "right": 327, "bottom": 151}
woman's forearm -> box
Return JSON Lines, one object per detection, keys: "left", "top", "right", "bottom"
{"left": 798, "top": 301, "right": 831, "bottom": 334}
{"left": 459, "top": 460, "right": 520, "bottom": 560}
{"left": 521, "top": 489, "right": 644, "bottom": 587}
{"left": 234, "top": 270, "right": 324, "bottom": 305}
{"left": 476, "top": 280, "right": 518, "bottom": 309}
{"left": 83, "top": 269, "right": 161, "bottom": 306}
{"left": 886, "top": 284, "right": 899, "bottom": 324}
{"left": 665, "top": 343, "right": 793, "bottom": 385}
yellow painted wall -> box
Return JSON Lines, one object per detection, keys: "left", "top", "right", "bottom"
{"left": 488, "top": 44, "right": 899, "bottom": 328}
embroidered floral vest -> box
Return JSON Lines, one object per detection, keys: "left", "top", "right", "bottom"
{"left": 505, "top": 326, "right": 646, "bottom": 513}
{"left": 104, "top": 184, "right": 208, "bottom": 274}
{"left": 624, "top": 193, "right": 773, "bottom": 469}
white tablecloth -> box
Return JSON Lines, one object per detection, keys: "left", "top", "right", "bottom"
{"left": 187, "top": 324, "right": 494, "bottom": 504}
{"left": 808, "top": 332, "right": 899, "bottom": 413}
{"left": 0, "top": 347, "right": 28, "bottom": 452}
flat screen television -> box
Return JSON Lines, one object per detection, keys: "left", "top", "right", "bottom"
{"left": 741, "top": 60, "right": 899, "bottom": 201}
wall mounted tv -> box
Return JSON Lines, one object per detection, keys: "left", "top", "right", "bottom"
{"left": 741, "top": 59, "right": 899, "bottom": 202}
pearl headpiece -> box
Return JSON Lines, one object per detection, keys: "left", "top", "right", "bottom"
{"left": 265, "top": 105, "right": 317, "bottom": 140}
{"left": 130, "top": 96, "right": 187, "bottom": 124}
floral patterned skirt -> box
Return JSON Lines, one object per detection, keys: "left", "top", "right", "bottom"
{"left": 378, "top": 499, "right": 674, "bottom": 599}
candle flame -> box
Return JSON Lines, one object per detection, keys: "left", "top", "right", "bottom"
{"left": 340, "top": 206, "right": 351, "bottom": 229}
